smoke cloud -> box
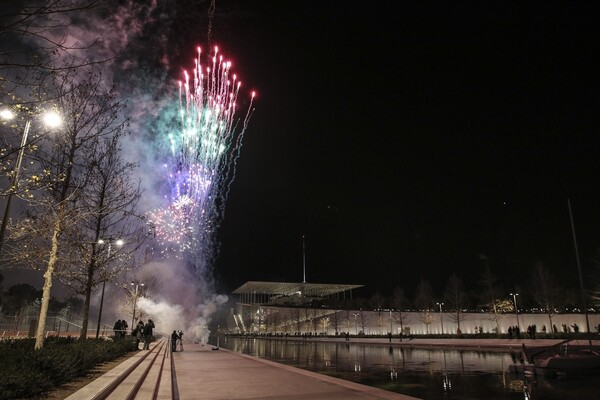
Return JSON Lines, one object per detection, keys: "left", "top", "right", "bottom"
{"left": 134, "top": 260, "right": 228, "bottom": 341}
{"left": 8, "top": 1, "right": 237, "bottom": 336}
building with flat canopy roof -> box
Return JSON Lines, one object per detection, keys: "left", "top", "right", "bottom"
{"left": 230, "top": 281, "right": 363, "bottom": 334}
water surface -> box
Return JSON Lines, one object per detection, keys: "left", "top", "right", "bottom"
{"left": 221, "top": 337, "right": 599, "bottom": 400}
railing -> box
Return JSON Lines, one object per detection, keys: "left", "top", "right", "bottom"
{"left": 1, "top": 314, "right": 84, "bottom": 333}
{"left": 0, "top": 314, "right": 120, "bottom": 339}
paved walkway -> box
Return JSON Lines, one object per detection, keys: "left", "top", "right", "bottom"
{"left": 174, "top": 343, "right": 418, "bottom": 399}
{"left": 67, "top": 336, "right": 599, "bottom": 399}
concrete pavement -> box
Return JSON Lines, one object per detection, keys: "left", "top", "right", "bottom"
{"left": 65, "top": 336, "right": 599, "bottom": 399}
{"left": 173, "top": 343, "right": 419, "bottom": 399}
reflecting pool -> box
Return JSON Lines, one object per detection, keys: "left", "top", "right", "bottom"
{"left": 221, "top": 337, "right": 599, "bottom": 400}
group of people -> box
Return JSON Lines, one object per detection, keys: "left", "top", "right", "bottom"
{"left": 113, "top": 319, "right": 129, "bottom": 339}
{"left": 171, "top": 330, "right": 184, "bottom": 352}
{"left": 116, "top": 318, "right": 186, "bottom": 352}
{"left": 132, "top": 319, "right": 155, "bottom": 350}
{"left": 526, "top": 324, "right": 538, "bottom": 338}
{"left": 507, "top": 325, "right": 521, "bottom": 338}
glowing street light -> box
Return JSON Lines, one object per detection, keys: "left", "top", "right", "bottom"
{"left": 0, "top": 110, "right": 62, "bottom": 254}
{"left": 95, "top": 238, "right": 123, "bottom": 338}
{"left": 510, "top": 292, "right": 520, "bottom": 330}
{"left": 436, "top": 302, "right": 444, "bottom": 334}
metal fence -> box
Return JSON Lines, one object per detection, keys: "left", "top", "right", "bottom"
{"left": 0, "top": 314, "right": 112, "bottom": 339}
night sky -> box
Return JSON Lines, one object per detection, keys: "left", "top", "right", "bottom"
{"left": 3, "top": 1, "right": 600, "bottom": 303}
{"left": 207, "top": 1, "right": 600, "bottom": 299}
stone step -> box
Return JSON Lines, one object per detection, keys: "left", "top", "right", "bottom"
{"left": 66, "top": 337, "right": 174, "bottom": 400}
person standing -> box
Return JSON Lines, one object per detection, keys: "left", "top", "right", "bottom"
{"left": 121, "top": 320, "right": 128, "bottom": 338}
{"left": 171, "top": 330, "right": 179, "bottom": 352}
{"left": 143, "top": 319, "right": 155, "bottom": 350}
{"left": 113, "top": 320, "right": 122, "bottom": 338}
{"left": 134, "top": 320, "right": 144, "bottom": 350}
{"left": 178, "top": 330, "right": 184, "bottom": 351}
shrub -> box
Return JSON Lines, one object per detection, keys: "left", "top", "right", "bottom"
{"left": 0, "top": 337, "right": 136, "bottom": 399}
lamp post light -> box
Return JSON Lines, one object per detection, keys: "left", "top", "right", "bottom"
{"left": 510, "top": 293, "right": 520, "bottom": 330}
{"left": 0, "top": 110, "right": 61, "bottom": 254}
{"left": 436, "top": 302, "right": 444, "bottom": 334}
{"left": 95, "top": 238, "right": 123, "bottom": 338}
{"left": 131, "top": 281, "right": 145, "bottom": 329}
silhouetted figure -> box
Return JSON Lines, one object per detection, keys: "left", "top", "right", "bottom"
{"left": 121, "top": 320, "right": 128, "bottom": 338}
{"left": 133, "top": 320, "right": 144, "bottom": 349}
{"left": 143, "top": 319, "right": 155, "bottom": 350}
{"left": 171, "top": 331, "right": 179, "bottom": 351}
{"left": 178, "top": 330, "right": 184, "bottom": 351}
{"left": 113, "top": 320, "right": 122, "bottom": 338}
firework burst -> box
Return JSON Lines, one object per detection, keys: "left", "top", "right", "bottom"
{"left": 149, "top": 46, "right": 255, "bottom": 265}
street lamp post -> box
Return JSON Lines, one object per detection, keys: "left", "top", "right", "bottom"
{"left": 436, "top": 302, "right": 444, "bottom": 334}
{"left": 95, "top": 238, "right": 123, "bottom": 339}
{"left": 510, "top": 293, "right": 520, "bottom": 330}
{"left": 0, "top": 110, "right": 61, "bottom": 254}
{"left": 131, "top": 281, "right": 145, "bottom": 329}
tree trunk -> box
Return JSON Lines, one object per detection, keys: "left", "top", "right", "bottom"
{"left": 79, "top": 269, "right": 94, "bottom": 340}
{"left": 35, "top": 219, "right": 60, "bottom": 350}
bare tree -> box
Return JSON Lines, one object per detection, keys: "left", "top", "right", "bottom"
{"left": 65, "top": 132, "right": 145, "bottom": 339}
{"left": 358, "top": 308, "right": 369, "bottom": 335}
{"left": 392, "top": 286, "right": 410, "bottom": 335}
{"left": 414, "top": 278, "right": 434, "bottom": 333}
{"left": 478, "top": 263, "right": 502, "bottom": 334}
{"left": 291, "top": 307, "right": 301, "bottom": 334}
{"left": 5, "top": 68, "right": 130, "bottom": 349}
{"left": 0, "top": 0, "right": 109, "bottom": 97}
{"left": 318, "top": 315, "right": 329, "bottom": 334}
{"left": 369, "top": 291, "right": 385, "bottom": 334}
{"left": 330, "top": 309, "right": 341, "bottom": 335}
{"left": 530, "top": 261, "right": 561, "bottom": 329}
{"left": 263, "top": 308, "right": 279, "bottom": 334}
{"left": 444, "top": 273, "right": 468, "bottom": 333}
{"left": 343, "top": 309, "right": 353, "bottom": 334}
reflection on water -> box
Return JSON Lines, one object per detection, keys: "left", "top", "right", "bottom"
{"left": 221, "top": 337, "right": 598, "bottom": 400}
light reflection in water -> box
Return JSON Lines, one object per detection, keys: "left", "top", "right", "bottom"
{"left": 222, "top": 337, "right": 599, "bottom": 400}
